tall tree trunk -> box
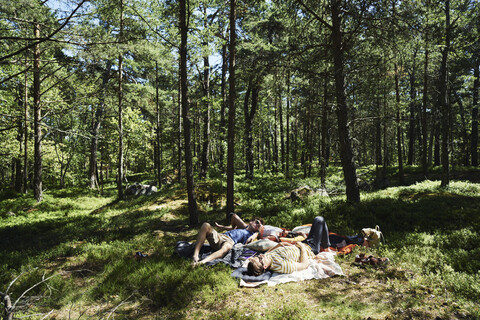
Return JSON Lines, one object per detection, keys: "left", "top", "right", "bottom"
{"left": 279, "top": 91, "right": 285, "bottom": 173}
{"left": 117, "top": 0, "right": 124, "bottom": 200}
{"left": 321, "top": 75, "right": 328, "bottom": 188}
{"left": 307, "top": 102, "right": 313, "bottom": 177}
{"left": 331, "top": 0, "right": 360, "bottom": 202}
{"left": 440, "top": 0, "right": 450, "bottom": 187}
{"left": 23, "top": 50, "right": 29, "bottom": 194}
{"left": 15, "top": 113, "right": 23, "bottom": 193}
{"left": 200, "top": 50, "right": 210, "bottom": 179}
{"left": 89, "top": 61, "right": 111, "bottom": 189}
{"left": 226, "top": 0, "right": 237, "bottom": 217}
{"left": 375, "top": 116, "right": 382, "bottom": 166}
{"left": 243, "top": 81, "right": 252, "bottom": 179}
{"left": 250, "top": 84, "right": 259, "bottom": 176}
{"left": 177, "top": 71, "right": 182, "bottom": 183}
{"left": 382, "top": 83, "right": 388, "bottom": 181}
{"left": 155, "top": 61, "right": 163, "bottom": 187}
{"left": 395, "top": 63, "right": 405, "bottom": 185}
{"left": 15, "top": 84, "right": 23, "bottom": 193}
{"left": 286, "top": 71, "right": 291, "bottom": 179}
{"left": 293, "top": 101, "right": 299, "bottom": 169}
{"left": 455, "top": 92, "right": 469, "bottom": 166}
{"left": 472, "top": 61, "right": 479, "bottom": 166}
{"left": 407, "top": 49, "right": 417, "bottom": 165}
{"left": 33, "top": 22, "right": 42, "bottom": 202}
{"left": 434, "top": 124, "right": 440, "bottom": 166}
{"left": 180, "top": 0, "right": 198, "bottom": 225}
{"left": 422, "top": 47, "right": 429, "bottom": 176}
{"left": 219, "top": 43, "right": 227, "bottom": 173}
{"left": 273, "top": 99, "right": 278, "bottom": 173}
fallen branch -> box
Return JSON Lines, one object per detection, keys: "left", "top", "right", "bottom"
{"left": 104, "top": 293, "right": 135, "bottom": 320}
{"left": 0, "top": 291, "right": 13, "bottom": 320}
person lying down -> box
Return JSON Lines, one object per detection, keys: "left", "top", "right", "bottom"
{"left": 248, "top": 216, "right": 333, "bottom": 275}
{"left": 192, "top": 215, "right": 263, "bottom": 265}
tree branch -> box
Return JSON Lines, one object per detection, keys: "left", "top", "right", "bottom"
{"left": 0, "top": 65, "right": 32, "bottom": 85}
{"left": 295, "top": 0, "right": 332, "bottom": 30}
{"left": 127, "top": 5, "right": 178, "bottom": 49}
{"left": 0, "top": 0, "right": 88, "bottom": 62}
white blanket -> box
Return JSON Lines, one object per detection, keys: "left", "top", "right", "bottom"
{"left": 239, "top": 251, "right": 343, "bottom": 287}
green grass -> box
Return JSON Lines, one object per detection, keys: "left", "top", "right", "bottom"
{"left": 1, "top": 168, "right": 480, "bottom": 319}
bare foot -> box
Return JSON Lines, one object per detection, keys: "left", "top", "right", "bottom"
{"left": 192, "top": 260, "right": 204, "bottom": 267}
{"left": 192, "top": 255, "right": 199, "bottom": 263}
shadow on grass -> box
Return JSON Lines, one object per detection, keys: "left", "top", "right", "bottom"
{"left": 320, "top": 192, "right": 480, "bottom": 236}
{"left": 0, "top": 193, "right": 188, "bottom": 270}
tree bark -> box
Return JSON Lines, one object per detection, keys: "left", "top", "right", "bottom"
{"left": 200, "top": 50, "right": 210, "bottom": 179}
{"left": 422, "top": 46, "right": 429, "bottom": 175}
{"left": 331, "top": 0, "right": 360, "bottom": 202}
{"left": 395, "top": 63, "right": 405, "bottom": 185}
{"left": 219, "top": 43, "right": 227, "bottom": 173}
{"left": 286, "top": 71, "right": 291, "bottom": 179}
{"left": 15, "top": 96, "right": 23, "bottom": 193}
{"left": 226, "top": 0, "right": 237, "bottom": 217}
{"left": 455, "top": 91, "right": 469, "bottom": 166}
{"left": 293, "top": 100, "right": 299, "bottom": 169}
{"left": 179, "top": 0, "right": 198, "bottom": 225}
{"left": 407, "top": 49, "right": 417, "bottom": 165}
{"left": 23, "top": 49, "right": 29, "bottom": 194}
{"left": 273, "top": 99, "right": 279, "bottom": 173}
{"left": 117, "top": 0, "right": 124, "bottom": 200}
{"left": 177, "top": 73, "right": 182, "bottom": 183}
{"left": 33, "top": 22, "right": 42, "bottom": 202}
{"left": 321, "top": 75, "right": 328, "bottom": 188}
{"left": 1, "top": 291, "right": 13, "bottom": 320}
{"left": 155, "top": 61, "right": 163, "bottom": 187}
{"left": 472, "top": 61, "right": 479, "bottom": 166}
{"left": 440, "top": 0, "right": 450, "bottom": 187}
{"left": 243, "top": 81, "right": 252, "bottom": 178}
{"left": 279, "top": 91, "right": 285, "bottom": 173}
{"left": 245, "top": 81, "right": 259, "bottom": 180}
{"left": 89, "top": 61, "right": 111, "bottom": 189}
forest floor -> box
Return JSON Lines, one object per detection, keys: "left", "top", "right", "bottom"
{"left": 1, "top": 166, "right": 480, "bottom": 319}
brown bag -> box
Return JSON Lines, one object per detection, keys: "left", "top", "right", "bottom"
{"left": 361, "top": 225, "right": 384, "bottom": 247}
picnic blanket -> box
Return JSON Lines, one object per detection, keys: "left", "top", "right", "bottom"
{"left": 175, "top": 241, "right": 343, "bottom": 287}
{"left": 174, "top": 241, "right": 254, "bottom": 268}
{"left": 237, "top": 251, "right": 343, "bottom": 287}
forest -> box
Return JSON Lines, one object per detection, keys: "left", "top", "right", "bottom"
{"left": 1, "top": 0, "right": 480, "bottom": 319}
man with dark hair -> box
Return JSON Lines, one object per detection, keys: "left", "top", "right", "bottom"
{"left": 247, "top": 216, "right": 331, "bottom": 275}
{"left": 192, "top": 215, "right": 263, "bottom": 265}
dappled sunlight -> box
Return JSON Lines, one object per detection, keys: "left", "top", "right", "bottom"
{"left": 2, "top": 173, "right": 480, "bottom": 319}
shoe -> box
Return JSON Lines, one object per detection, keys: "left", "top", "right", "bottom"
{"left": 354, "top": 254, "right": 389, "bottom": 267}
{"left": 136, "top": 252, "right": 148, "bottom": 258}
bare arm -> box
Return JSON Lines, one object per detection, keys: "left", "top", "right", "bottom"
{"left": 295, "top": 242, "right": 310, "bottom": 271}
{"left": 266, "top": 242, "right": 293, "bottom": 253}
{"left": 214, "top": 222, "right": 235, "bottom": 231}
{"left": 246, "top": 232, "right": 259, "bottom": 244}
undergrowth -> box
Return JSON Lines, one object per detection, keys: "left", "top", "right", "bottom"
{"left": 1, "top": 167, "right": 479, "bottom": 319}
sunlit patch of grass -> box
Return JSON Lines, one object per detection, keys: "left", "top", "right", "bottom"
{"left": 2, "top": 173, "right": 480, "bottom": 319}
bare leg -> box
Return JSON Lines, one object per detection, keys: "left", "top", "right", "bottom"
{"left": 192, "top": 222, "right": 212, "bottom": 262}
{"left": 197, "top": 242, "right": 233, "bottom": 265}
{"left": 215, "top": 213, "right": 247, "bottom": 230}
{"left": 230, "top": 214, "right": 248, "bottom": 229}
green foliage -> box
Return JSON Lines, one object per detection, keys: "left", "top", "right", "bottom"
{"left": 2, "top": 174, "right": 480, "bottom": 318}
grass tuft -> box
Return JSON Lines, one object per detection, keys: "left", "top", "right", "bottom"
{"left": 1, "top": 168, "right": 480, "bottom": 318}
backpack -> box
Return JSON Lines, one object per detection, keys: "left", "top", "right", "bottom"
{"left": 361, "top": 225, "right": 385, "bottom": 247}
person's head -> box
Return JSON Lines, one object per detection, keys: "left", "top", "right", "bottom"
{"left": 247, "top": 255, "right": 266, "bottom": 276}
{"left": 248, "top": 217, "right": 263, "bottom": 232}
